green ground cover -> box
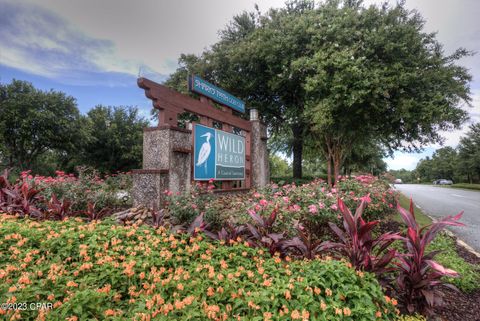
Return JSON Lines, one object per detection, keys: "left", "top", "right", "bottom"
{"left": 0, "top": 215, "right": 398, "bottom": 321}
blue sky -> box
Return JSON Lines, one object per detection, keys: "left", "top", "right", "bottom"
{"left": 1, "top": 0, "right": 479, "bottom": 170}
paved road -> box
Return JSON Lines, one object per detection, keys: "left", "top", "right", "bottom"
{"left": 394, "top": 184, "right": 480, "bottom": 252}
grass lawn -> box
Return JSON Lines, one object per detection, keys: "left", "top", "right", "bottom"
{"left": 448, "top": 183, "right": 480, "bottom": 191}
{"left": 394, "top": 193, "right": 432, "bottom": 226}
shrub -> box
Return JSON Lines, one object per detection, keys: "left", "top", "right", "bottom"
{"left": 33, "top": 168, "right": 131, "bottom": 213}
{"left": 0, "top": 215, "right": 398, "bottom": 320}
{"left": 165, "top": 181, "right": 214, "bottom": 225}
{"left": 395, "top": 200, "right": 464, "bottom": 315}
{"left": 187, "top": 175, "right": 396, "bottom": 240}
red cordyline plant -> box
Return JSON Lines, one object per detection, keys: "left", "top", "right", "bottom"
{"left": 282, "top": 225, "right": 323, "bottom": 259}
{"left": 46, "top": 194, "right": 73, "bottom": 220}
{"left": 320, "top": 197, "right": 401, "bottom": 277}
{"left": 84, "top": 202, "right": 111, "bottom": 221}
{"left": 0, "top": 170, "right": 44, "bottom": 218}
{"left": 246, "top": 206, "right": 286, "bottom": 256}
{"left": 395, "top": 199, "right": 464, "bottom": 315}
{"left": 204, "top": 222, "right": 248, "bottom": 245}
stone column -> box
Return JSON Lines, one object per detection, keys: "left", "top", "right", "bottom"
{"left": 250, "top": 109, "right": 270, "bottom": 188}
{"left": 132, "top": 125, "right": 192, "bottom": 208}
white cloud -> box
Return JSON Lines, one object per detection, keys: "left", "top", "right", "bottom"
{"left": 386, "top": 151, "right": 429, "bottom": 171}
{"left": 2, "top": 0, "right": 479, "bottom": 89}
{"left": 22, "top": 0, "right": 285, "bottom": 77}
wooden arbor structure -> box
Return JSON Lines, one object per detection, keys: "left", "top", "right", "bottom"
{"left": 131, "top": 78, "right": 269, "bottom": 208}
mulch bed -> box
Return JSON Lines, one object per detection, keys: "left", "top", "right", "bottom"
{"left": 454, "top": 241, "right": 480, "bottom": 265}
{"left": 434, "top": 288, "right": 480, "bottom": 321}
{"left": 434, "top": 235, "right": 480, "bottom": 320}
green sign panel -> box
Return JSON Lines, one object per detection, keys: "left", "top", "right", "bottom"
{"left": 194, "top": 124, "right": 245, "bottom": 180}
{"left": 188, "top": 75, "right": 245, "bottom": 113}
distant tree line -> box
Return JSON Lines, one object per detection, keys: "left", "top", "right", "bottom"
{"left": 389, "top": 123, "right": 480, "bottom": 184}
{"left": 0, "top": 79, "right": 149, "bottom": 176}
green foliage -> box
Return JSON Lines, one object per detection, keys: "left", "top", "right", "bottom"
{"left": 457, "top": 123, "right": 480, "bottom": 183}
{"left": 388, "top": 169, "right": 416, "bottom": 184}
{"left": 168, "top": 176, "right": 395, "bottom": 239}
{"left": 165, "top": 183, "right": 215, "bottom": 226}
{"left": 412, "top": 124, "right": 480, "bottom": 184}
{"left": 395, "top": 314, "right": 426, "bottom": 321}
{"left": 270, "top": 175, "right": 317, "bottom": 186}
{"left": 81, "top": 105, "right": 149, "bottom": 173}
{"left": 0, "top": 79, "right": 85, "bottom": 171}
{"left": 166, "top": 1, "right": 471, "bottom": 179}
{"left": 33, "top": 168, "right": 132, "bottom": 213}
{"left": 269, "top": 154, "right": 291, "bottom": 178}
{"left": 0, "top": 216, "right": 398, "bottom": 320}
{"left": 428, "top": 234, "right": 480, "bottom": 293}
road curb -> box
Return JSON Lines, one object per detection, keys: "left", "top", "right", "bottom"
{"left": 424, "top": 212, "right": 480, "bottom": 259}
{"left": 394, "top": 188, "right": 480, "bottom": 259}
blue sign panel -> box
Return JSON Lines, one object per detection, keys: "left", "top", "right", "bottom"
{"left": 188, "top": 75, "right": 245, "bottom": 113}
{"left": 193, "top": 124, "right": 245, "bottom": 181}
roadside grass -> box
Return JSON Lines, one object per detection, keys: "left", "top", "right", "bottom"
{"left": 394, "top": 192, "right": 480, "bottom": 293}
{"left": 394, "top": 193, "right": 432, "bottom": 226}
{"left": 449, "top": 183, "right": 480, "bottom": 191}
{"left": 429, "top": 235, "right": 480, "bottom": 293}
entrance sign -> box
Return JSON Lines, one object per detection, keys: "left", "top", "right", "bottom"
{"left": 194, "top": 124, "right": 245, "bottom": 180}
{"left": 188, "top": 75, "right": 245, "bottom": 113}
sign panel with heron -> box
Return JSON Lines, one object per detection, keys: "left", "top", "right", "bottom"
{"left": 194, "top": 124, "right": 245, "bottom": 180}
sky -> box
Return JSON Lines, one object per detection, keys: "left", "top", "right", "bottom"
{"left": 0, "top": 0, "right": 479, "bottom": 171}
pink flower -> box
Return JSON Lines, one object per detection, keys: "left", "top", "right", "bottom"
{"left": 321, "top": 187, "right": 325, "bottom": 193}
{"left": 330, "top": 204, "right": 338, "bottom": 211}
{"left": 282, "top": 197, "right": 290, "bottom": 204}
{"left": 318, "top": 202, "right": 325, "bottom": 209}
{"left": 360, "top": 194, "right": 372, "bottom": 203}
{"left": 389, "top": 203, "right": 393, "bottom": 208}
{"left": 331, "top": 188, "right": 337, "bottom": 194}
{"left": 259, "top": 199, "right": 268, "bottom": 207}
{"left": 290, "top": 204, "right": 301, "bottom": 212}
{"left": 163, "top": 190, "right": 173, "bottom": 196}
{"left": 253, "top": 192, "right": 261, "bottom": 198}
{"left": 308, "top": 205, "right": 318, "bottom": 214}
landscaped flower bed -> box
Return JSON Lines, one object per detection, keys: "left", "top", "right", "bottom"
{"left": 167, "top": 175, "right": 396, "bottom": 237}
{"left": 1, "top": 171, "right": 477, "bottom": 320}
{"left": 0, "top": 215, "right": 398, "bottom": 320}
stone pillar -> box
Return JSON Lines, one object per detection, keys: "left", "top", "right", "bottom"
{"left": 250, "top": 109, "right": 270, "bottom": 188}
{"left": 132, "top": 125, "right": 192, "bottom": 208}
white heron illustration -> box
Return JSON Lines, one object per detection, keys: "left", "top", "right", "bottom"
{"left": 196, "top": 132, "right": 212, "bottom": 173}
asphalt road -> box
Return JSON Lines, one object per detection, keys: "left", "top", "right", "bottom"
{"left": 395, "top": 184, "right": 480, "bottom": 252}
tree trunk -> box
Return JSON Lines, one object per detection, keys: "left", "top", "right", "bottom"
{"left": 291, "top": 124, "right": 304, "bottom": 179}
{"left": 326, "top": 153, "right": 332, "bottom": 187}
{"left": 332, "top": 144, "right": 344, "bottom": 187}
{"left": 333, "top": 153, "right": 340, "bottom": 187}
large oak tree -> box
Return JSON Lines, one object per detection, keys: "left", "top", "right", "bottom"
{"left": 166, "top": 0, "right": 472, "bottom": 181}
